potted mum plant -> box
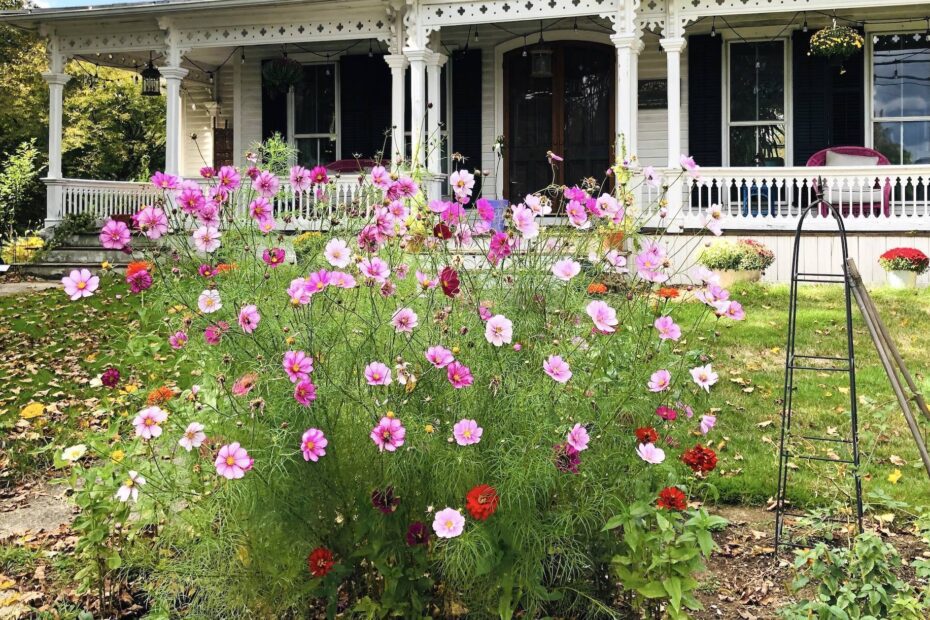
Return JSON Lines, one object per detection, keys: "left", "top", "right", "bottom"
{"left": 879, "top": 247, "right": 929, "bottom": 289}
{"left": 698, "top": 238, "right": 774, "bottom": 287}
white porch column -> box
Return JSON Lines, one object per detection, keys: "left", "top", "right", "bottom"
{"left": 661, "top": 36, "right": 686, "bottom": 213}
{"left": 611, "top": 34, "right": 636, "bottom": 160}
{"left": 405, "top": 48, "right": 429, "bottom": 170}
{"left": 630, "top": 40, "right": 644, "bottom": 157}
{"left": 42, "top": 36, "right": 70, "bottom": 227}
{"left": 160, "top": 65, "right": 188, "bottom": 177}
{"left": 384, "top": 54, "right": 408, "bottom": 165}
{"left": 426, "top": 51, "right": 447, "bottom": 198}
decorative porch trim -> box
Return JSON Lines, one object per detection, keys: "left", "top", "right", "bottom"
{"left": 418, "top": 0, "right": 624, "bottom": 31}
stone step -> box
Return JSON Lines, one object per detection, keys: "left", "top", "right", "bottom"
{"left": 11, "top": 262, "right": 127, "bottom": 280}
{"left": 42, "top": 247, "right": 134, "bottom": 264}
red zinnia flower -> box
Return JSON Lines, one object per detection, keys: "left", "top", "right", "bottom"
{"left": 682, "top": 444, "right": 718, "bottom": 474}
{"left": 126, "top": 260, "right": 153, "bottom": 278}
{"left": 587, "top": 282, "right": 608, "bottom": 295}
{"left": 657, "top": 486, "right": 687, "bottom": 511}
{"left": 657, "top": 287, "right": 680, "bottom": 299}
{"left": 146, "top": 385, "right": 175, "bottom": 406}
{"left": 440, "top": 266, "right": 460, "bottom": 298}
{"left": 465, "top": 484, "right": 499, "bottom": 521}
{"left": 635, "top": 427, "right": 658, "bottom": 444}
{"left": 307, "top": 547, "right": 334, "bottom": 578}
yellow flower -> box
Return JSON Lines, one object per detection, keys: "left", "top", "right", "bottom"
{"left": 110, "top": 449, "right": 125, "bottom": 463}
{"left": 385, "top": 410, "right": 395, "bottom": 419}
{"left": 101, "top": 261, "right": 112, "bottom": 271}
{"left": 424, "top": 424, "right": 434, "bottom": 434}
{"left": 452, "top": 346, "right": 460, "bottom": 355}
{"left": 888, "top": 469, "right": 902, "bottom": 485}
{"left": 120, "top": 383, "right": 139, "bottom": 395}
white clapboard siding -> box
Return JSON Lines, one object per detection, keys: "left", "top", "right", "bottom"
{"left": 180, "top": 82, "right": 216, "bottom": 177}
{"left": 636, "top": 31, "right": 688, "bottom": 167}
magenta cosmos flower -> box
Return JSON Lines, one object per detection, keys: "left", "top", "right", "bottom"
{"left": 262, "top": 247, "right": 286, "bottom": 268}
{"left": 169, "top": 330, "right": 188, "bottom": 349}
{"left": 215, "top": 442, "right": 253, "bottom": 479}
{"left": 391, "top": 307, "right": 418, "bottom": 333}
{"left": 484, "top": 314, "right": 513, "bottom": 347}
{"left": 370, "top": 416, "right": 405, "bottom": 452}
{"left": 636, "top": 442, "right": 666, "bottom": 464}
{"left": 543, "top": 355, "right": 572, "bottom": 384}
{"left": 300, "top": 428, "right": 328, "bottom": 462}
{"left": 566, "top": 423, "right": 589, "bottom": 452}
{"left": 359, "top": 257, "right": 390, "bottom": 283}
{"left": 433, "top": 507, "right": 466, "bottom": 538}
{"left": 238, "top": 304, "right": 260, "bottom": 334}
{"left": 178, "top": 422, "right": 206, "bottom": 452}
{"left": 99, "top": 219, "right": 131, "bottom": 250}
{"left": 425, "top": 345, "right": 454, "bottom": 369}
{"left": 252, "top": 170, "right": 279, "bottom": 198}
{"left": 293, "top": 380, "right": 317, "bottom": 406}
{"left": 689, "top": 364, "right": 718, "bottom": 392}
{"left": 283, "top": 350, "right": 314, "bottom": 384}
{"left": 127, "top": 269, "right": 152, "bottom": 294}
{"left": 453, "top": 419, "right": 483, "bottom": 446}
{"left": 136, "top": 205, "right": 169, "bottom": 239}
{"left": 62, "top": 268, "right": 99, "bottom": 300}
{"left": 586, "top": 300, "right": 618, "bottom": 334}
{"left": 365, "top": 361, "right": 392, "bottom": 386}
{"left": 133, "top": 405, "right": 168, "bottom": 440}
{"left": 446, "top": 361, "right": 473, "bottom": 389}
{"left": 306, "top": 269, "right": 331, "bottom": 295}
{"left": 217, "top": 165, "right": 240, "bottom": 190}
{"left": 648, "top": 369, "right": 672, "bottom": 392}
{"left": 654, "top": 316, "right": 681, "bottom": 341}
{"left": 656, "top": 405, "right": 678, "bottom": 421}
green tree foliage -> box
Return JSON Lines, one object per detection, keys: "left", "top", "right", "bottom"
{"left": 0, "top": 139, "right": 43, "bottom": 234}
{"left": 0, "top": 0, "right": 46, "bottom": 161}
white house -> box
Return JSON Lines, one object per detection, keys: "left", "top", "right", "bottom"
{"left": 3, "top": 0, "right": 930, "bottom": 283}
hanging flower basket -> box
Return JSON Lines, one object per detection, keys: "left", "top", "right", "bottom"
{"left": 262, "top": 57, "right": 303, "bottom": 94}
{"left": 809, "top": 22, "right": 864, "bottom": 60}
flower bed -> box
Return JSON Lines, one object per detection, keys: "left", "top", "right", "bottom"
{"left": 699, "top": 238, "right": 774, "bottom": 272}
{"left": 61, "top": 154, "right": 743, "bottom": 617}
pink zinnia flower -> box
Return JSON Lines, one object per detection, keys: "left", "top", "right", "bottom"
{"left": 425, "top": 345, "right": 454, "bottom": 369}
{"left": 324, "top": 238, "right": 351, "bottom": 268}
{"left": 453, "top": 418, "right": 483, "bottom": 446}
{"left": 654, "top": 316, "right": 681, "bottom": 341}
{"left": 136, "top": 205, "right": 169, "bottom": 239}
{"left": 62, "top": 268, "right": 99, "bottom": 300}
{"left": 252, "top": 170, "right": 279, "bottom": 197}
{"left": 238, "top": 304, "right": 260, "bottom": 334}
{"left": 99, "top": 219, "right": 131, "bottom": 250}
{"left": 586, "top": 300, "right": 618, "bottom": 333}
{"left": 283, "top": 350, "right": 314, "bottom": 383}
{"left": 446, "top": 361, "right": 473, "bottom": 389}
{"left": 198, "top": 289, "right": 222, "bottom": 313}
{"left": 543, "top": 355, "right": 572, "bottom": 383}
{"left": 365, "top": 361, "right": 392, "bottom": 386}
{"left": 551, "top": 258, "right": 581, "bottom": 281}
{"left": 179, "top": 422, "right": 206, "bottom": 451}
{"left": 115, "top": 470, "right": 145, "bottom": 502}
{"left": 193, "top": 226, "right": 221, "bottom": 253}
{"left": 133, "top": 405, "right": 167, "bottom": 440}
{"left": 689, "top": 364, "right": 718, "bottom": 392}
{"left": 370, "top": 416, "right": 405, "bottom": 452}
{"left": 433, "top": 507, "right": 465, "bottom": 538}
{"left": 262, "top": 247, "right": 286, "bottom": 268}
{"left": 300, "top": 428, "right": 327, "bottom": 462}
{"left": 150, "top": 171, "right": 179, "bottom": 190}
{"left": 566, "top": 423, "right": 589, "bottom": 452}
{"left": 215, "top": 442, "right": 253, "bottom": 479}
{"left": 700, "top": 414, "right": 717, "bottom": 435}
{"left": 169, "top": 330, "right": 188, "bottom": 349}
{"left": 648, "top": 369, "right": 671, "bottom": 392}
{"left": 294, "top": 379, "right": 317, "bottom": 406}
{"left": 391, "top": 307, "right": 418, "bottom": 333}
{"left": 359, "top": 257, "right": 390, "bottom": 283}
{"left": 484, "top": 314, "right": 513, "bottom": 347}
{"left": 636, "top": 442, "right": 666, "bottom": 464}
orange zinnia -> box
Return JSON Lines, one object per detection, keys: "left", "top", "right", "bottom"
{"left": 215, "top": 263, "right": 237, "bottom": 274}
{"left": 126, "top": 260, "right": 153, "bottom": 278}
{"left": 587, "top": 282, "right": 608, "bottom": 295}
{"left": 657, "top": 287, "right": 679, "bottom": 299}
{"left": 146, "top": 385, "right": 176, "bottom": 406}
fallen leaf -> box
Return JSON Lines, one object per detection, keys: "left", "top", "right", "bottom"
{"left": 19, "top": 403, "right": 43, "bottom": 419}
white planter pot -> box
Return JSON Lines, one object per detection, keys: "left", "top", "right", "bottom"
{"left": 887, "top": 270, "right": 917, "bottom": 289}
{"left": 717, "top": 269, "right": 761, "bottom": 288}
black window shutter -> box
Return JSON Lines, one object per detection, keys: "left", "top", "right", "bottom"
{"left": 687, "top": 34, "right": 722, "bottom": 167}
{"left": 451, "top": 49, "right": 482, "bottom": 197}
{"left": 340, "top": 54, "right": 392, "bottom": 159}
{"left": 261, "top": 60, "right": 288, "bottom": 142}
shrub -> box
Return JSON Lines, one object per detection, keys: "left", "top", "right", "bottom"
{"left": 292, "top": 230, "right": 323, "bottom": 262}
{"left": 0, "top": 231, "right": 43, "bottom": 264}
{"left": 699, "top": 238, "right": 774, "bottom": 272}
{"left": 64, "top": 157, "right": 744, "bottom": 617}
{"left": 0, "top": 139, "right": 44, "bottom": 237}
{"left": 879, "top": 247, "right": 929, "bottom": 274}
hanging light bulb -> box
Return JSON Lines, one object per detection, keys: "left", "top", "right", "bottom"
{"left": 240, "top": 47, "right": 246, "bottom": 64}
{"left": 208, "top": 71, "right": 214, "bottom": 84}
{"left": 573, "top": 17, "right": 578, "bottom": 31}
{"left": 522, "top": 35, "right": 528, "bottom": 57}
{"left": 368, "top": 40, "right": 374, "bottom": 57}
{"left": 802, "top": 13, "right": 808, "bottom": 33}
{"left": 710, "top": 16, "right": 716, "bottom": 37}
{"left": 474, "top": 26, "right": 479, "bottom": 43}
{"left": 192, "top": 102, "right": 197, "bottom": 110}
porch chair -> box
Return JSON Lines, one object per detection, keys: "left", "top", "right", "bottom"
{"left": 806, "top": 147, "right": 892, "bottom": 217}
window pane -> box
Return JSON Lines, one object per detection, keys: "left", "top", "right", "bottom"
{"left": 730, "top": 41, "right": 784, "bottom": 122}
{"left": 874, "top": 121, "right": 902, "bottom": 164}
{"left": 729, "top": 124, "right": 785, "bottom": 166}
{"left": 873, "top": 34, "right": 930, "bottom": 118}
{"left": 296, "top": 137, "right": 336, "bottom": 168}
{"left": 903, "top": 120, "right": 930, "bottom": 164}
{"left": 294, "top": 65, "right": 336, "bottom": 135}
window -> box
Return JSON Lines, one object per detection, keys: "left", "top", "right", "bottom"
{"left": 290, "top": 63, "right": 338, "bottom": 166}
{"left": 872, "top": 34, "right": 930, "bottom": 164}
{"left": 727, "top": 40, "right": 787, "bottom": 166}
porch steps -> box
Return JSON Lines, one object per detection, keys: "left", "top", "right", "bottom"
{"left": 11, "top": 233, "right": 143, "bottom": 280}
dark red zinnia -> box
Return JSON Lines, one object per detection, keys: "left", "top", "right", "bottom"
{"left": 307, "top": 547, "right": 334, "bottom": 578}
{"left": 657, "top": 486, "right": 687, "bottom": 511}
{"left": 635, "top": 427, "right": 659, "bottom": 444}
{"left": 682, "top": 444, "right": 718, "bottom": 474}
{"left": 440, "top": 266, "right": 460, "bottom": 298}
{"left": 433, "top": 222, "right": 453, "bottom": 240}
{"left": 405, "top": 521, "right": 430, "bottom": 546}
{"left": 465, "top": 484, "right": 499, "bottom": 521}
{"left": 101, "top": 367, "right": 120, "bottom": 388}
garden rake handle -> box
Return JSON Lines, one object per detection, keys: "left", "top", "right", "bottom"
{"left": 847, "top": 258, "right": 930, "bottom": 481}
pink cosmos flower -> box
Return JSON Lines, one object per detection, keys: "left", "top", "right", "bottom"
{"left": 648, "top": 369, "right": 672, "bottom": 392}
{"left": 478, "top": 304, "right": 492, "bottom": 321}
{"left": 476, "top": 197, "right": 495, "bottom": 222}
{"left": 485, "top": 314, "right": 513, "bottom": 347}
{"left": 300, "top": 427, "right": 327, "bottom": 462}
{"left": 199, "top": 166, "right": 215, "bottom": 178}
{"left": 215, "top": 442, "right": 253, "bottom": 479}
{"left": 133, "top": 405, "right": 168, "bottom": 440}
{"left": 566, "top": 423, "right": 589, "bottom": 452}
{"left": 690, "top": 364, "right": 718, "bottom": 392}
{"left": 488, "top": 231, "right": 513, "bottom": 265}
{"left": 217, "top": 166, "right": 240, "bottom": 191}
{"left": 416, "top": 271, "right": 438, "bottom": 289}
{"left": 391, "top": 307, "right": 419, "bottom": 333}
{"left": 136, "top": 206, "right": 169, "bottom": 239}
{"left": 62, "top": 268, "right": 99, "bottom": 300}
{"left": 453, "top": 419, "right": 483, "bottom": 446}
{"left": 193, "top": 226, "right": 221, "bottom": 253}
{"left": 654, "top": 316, "right": 681, "bottom": 341}
{"left": 635, "top": 242, "right": 668, "bottom": 283}
{"left": 178, "top": 422, "right": 206, "bottom": 451}
{"left": 511, "top": 204, "right": 539, "bottom": 239}
{"left": 196, "top": 202, "right": 220, "bottom": 227}
{"left": 446, "top": 361, "right": 473, "bottom": 389}
{"left": 324, "top": 238, "right": 352, "bottom": 268}
{"left": 636, "top": 442, "right": 666, "bottom": 464}
{"left": 724, "top": 300, "right": 745, "bottom": 320}
{"left": 169, "top": 330, "right": 188, "bottom": 349}
{"left": 252, "top": 170, "right": 279, "bottom": 197}
{"left": 126, "top": 267, "right": 152, "bottom": 291}
{"left": 115, "top": 470, "right": 145, "bottom": 502}
{"left": 551, "top": 258, "right": 581, "bottom": 281}
{"left": 656, "top": 405, "right": 678, "bottom": 421}
{"left": 238, "top": 304, "right": 260, "bottom": 334}
{"left": 370, "top": 165, "right": 392, "bottom": 190}
{"left": 643, "top": 165, "right": 660, "bottom": 188}
{"left": 586, "top": 300, "right": 618, "bottom": 333}
{"left": 702, "top": 204, "right": 724, "bottom": 236}
{"left": 289, "top": 165, "right": 311, "bottom": 192}
{"left": 433, "top": 507, "right": 465, "bottom": 538}
{"left": 700, "top": 414, "right": 717, "bottom": 435}
{"left": 99, "top": 219, "right": 131, "bottom": 250}
{"left": 283, "top": 350, "right": 314, "bottom": 383}
{"left": 287, "top": 277, "right": 312, "bottom": 305}
{"left": 425, "top": 345, "right": 454, "bottom": 369}
{"left": 604, "top": 249, "right": 628, "bottom": 274}
{"left": 262, "top": 247, "right": 286, "bottom": 268}
{"left": 565, "top": 200, "right": 590, "bottom": 229}
{"left": 203, "top": 322, "right": 227, "bottom": 345}
{"left": 543, "top": 355, "right": 572, "bottom": 383}
{"left": 249, "top": 197, "right": 272, "bottom": 222}
{"left": 294, "top": 379, "right": 317, "bottom": 406}
{"left": 680, "top": 154, "right": 700, "bottom": 178}
{"left": 359, "top": 257, "right": 390, "bottom": 283}
{"left": 394, "top": 263, "right": 409, "bottom": 279}
{"left": 370, "top": 416, "right": 405, "bottom": 452}
{"left": 329, "top": 271, "right": 357, "bottom": 289}
{"left": 232, "top": 373, "right": 257, "bottom": 396}
{"left": 309, "top": 165, "right": 328, "bottom": 185}
{"left": 449, "top": 169, "right": 475, "bottom": 198}
{"left": 365, "top": 361, "right": 392, "bottom": 386}
{"left": 151, "top": 171, "right": 179, "bottom": 190}
{"left": 391, "top": 177, "right": 418, "bottom": 199}
{"left": 177, "top": 188, "right": 206, "bottom": 215}
{"left": 198, "top": 289, "right": 222, "bottom": 313}
{"left": 306, "top": 269, "right": 331, "bottom": 294}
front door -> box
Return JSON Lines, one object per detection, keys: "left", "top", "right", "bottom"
{"left": 503, "top": 42, "right": 615, "bottom": 203}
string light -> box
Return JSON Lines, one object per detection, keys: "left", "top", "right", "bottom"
{"left": 474, "top": 26, "right": 479, "bottom": 42}
{"left": 522, "top": 35, "right": 527, "bottom": 57}
{"left": 710, "top": 16, "right": 716, "bottom": 37}
{"left": 368, "top": 39, "right": 374, "bottom": 57}
{"left": 802, "top": 13, "right": 808, "bottom": 33}
{"left": 241, "top": 47, "right": 246, "bottom": 64}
